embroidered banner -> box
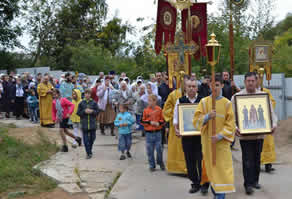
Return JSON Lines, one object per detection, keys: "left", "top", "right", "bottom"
{"left": 155, "top": 0, "right": 177, "bottom": 55}
{"left": 181, "top": 3, "right": 208, "bottom": 60}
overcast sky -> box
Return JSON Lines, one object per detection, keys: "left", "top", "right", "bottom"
{"left": 19, "top": 0, "right": 292, "bottom": 50}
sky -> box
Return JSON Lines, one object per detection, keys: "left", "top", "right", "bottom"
{"left": 18, "top": 0, "right": 292, "bottom": 51}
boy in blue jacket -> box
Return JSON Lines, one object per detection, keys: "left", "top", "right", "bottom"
{"left": 114, "top": 104, "right": 135, "bottom": 160}
{"left": 27, "top": 89, "right": 39, "bottom": 123}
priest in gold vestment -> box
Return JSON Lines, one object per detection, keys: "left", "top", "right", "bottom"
{"left": 163, "top": 88, "right": 185, "bottom": 173}
{"left": 260, "top": 87, "right": 276, "bottom": 172}
{"left": 37, "top": 75, "right": 54, "bottom": 127}
{"left": 193, "top": 77, "right": 235, "bottom": 197}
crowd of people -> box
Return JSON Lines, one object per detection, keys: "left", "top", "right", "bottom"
{"left": 0, "top": 70, "right": 278, "bottom": 199}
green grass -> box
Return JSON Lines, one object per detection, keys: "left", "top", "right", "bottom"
{"left": 0, "top": 127, "right": 59, "bottom": 194}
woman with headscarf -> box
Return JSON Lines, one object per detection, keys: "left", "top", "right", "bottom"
{"left": 97, "top": 75, "right": 116, "bottom": 136}
{"left": 115, "top": 81, "right": 135, "bottom": 113}
{"left": 135, "top": 84, "right": 146, "bottom": 135}
{"left": 140, "top": 82, "right": 161, "bottom": 109}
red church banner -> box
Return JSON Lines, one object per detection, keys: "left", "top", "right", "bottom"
{"left": 181, "top": 3, "right": 207, "bottom": 60}
{"left": 155, "top": 0, "right": 177, "bottom": 55}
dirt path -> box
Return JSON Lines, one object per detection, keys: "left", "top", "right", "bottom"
{"left": 12, "top": 188, "right": 89, "bottom": 199}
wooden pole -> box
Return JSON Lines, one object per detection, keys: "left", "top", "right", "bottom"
{"left": 211, "top": 64, "right": 216, "bottom": 166}
{"left": 229, "top": 1, "right": 234, "bottom": 81}
{"left": 187, "top": 4, "right": 192, "bottom": 74}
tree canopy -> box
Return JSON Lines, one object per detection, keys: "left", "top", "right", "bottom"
{"left": 0, "top": 0, "right": 291, "bottom": 77}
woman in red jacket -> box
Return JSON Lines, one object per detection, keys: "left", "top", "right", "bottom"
{"left": 52, "top": 89, "right": 82, "bottom": 152}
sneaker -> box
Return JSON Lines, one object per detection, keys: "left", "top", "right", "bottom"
{"left": 149, "top": 167, "right": 156, "bottom": 172}
{"left": 61, "top": 145, "right": 69, "bottom": 152}
{"left": 160, "top": 163, "right": 165, "bottom": 171}
{"left": 126, "top": 151, "right": 132, "bottom": 158}
{"left": 245, "top": 186, "right": 254, "bottom": 195}
{"left": 120, "top": 154, "right": 126, "bottom": 160}
{"left": 265, "top": 164, "right": 275, "bottom": 173}
{"left": 200, "top": 183, "right": 209, "bottom": 195}
{"left": 252, "top": 183, "right": 261, "bottom": 189}
{"left": 75, "top": 137, "right": 82, "bottom": 146}
{"left": 189, "top": 184, "right": 200, "bottom": 194}
{"left": 86, "top": 155, "right": 91, "bottom": 159}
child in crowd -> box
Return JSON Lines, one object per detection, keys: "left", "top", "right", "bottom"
{"left": 52, "top": 89, "right": 82, "bottom": 152}
{"left": 114, "top": 104, "right": 135, "bottom": 160}
{"left": 141, "top": 94, "right": 165, "bottom": 172}
{"left": 77, "top": 89, "right": 99, "bottom": 159}
{"left": 70, "top": 89, "right": 82, "bottom": 148}
{"left": 27, "top": 89, "right": 39, "bottom": 123}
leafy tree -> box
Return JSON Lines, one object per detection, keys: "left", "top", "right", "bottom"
{"left": 70, "top": 40, "right": 112, "bottom": 74}
{"left": 98, "top": 17, "right": 133, "bottom": 56}
{"left": 0, "top": 0, "right": 22, "bottom": 49}
{"left": 23, "top": 0, "right": 60, "bottom": 66}
{"left": 272, "top": 28, "right": 292, "bottom": 76}
{"left": 264, "top": 14, "right": 292, "bottom": 40}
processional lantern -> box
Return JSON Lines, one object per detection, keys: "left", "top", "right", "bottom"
{"left": 205, "top": 32, "right": 221, "bottom": 166}
{"left": 205, "top": 33, "right": 221, "bottom": 68}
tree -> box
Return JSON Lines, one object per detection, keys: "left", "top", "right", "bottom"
{"left": 97, "top": 17, "right": 133, "bottom": 56}
{"left": 24, "top": 0, "right": 108, "bottom": 68}
{"left": 0, "top": 0, "right": 22, "bottom": 49}
{"left": 23, "top": 0, "right": 60, "bottom": 66}
{"left": 70, "top": 40, "right": 112, "bottom": 74}
{"left": 272, "top": 28, "right": 292, "bottom": 76}
{"left": 249, "top": 0, "right": 275, "bottom": 39}
{"left": 264, "top": 14, "right": 292, "bottom": 40}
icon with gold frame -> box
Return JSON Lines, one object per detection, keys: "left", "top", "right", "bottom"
{"left": 234, "top": 93, "right": 273, "bottom": 135}
{"left": 178, "top": 103, "right": 201, "bottom": 136}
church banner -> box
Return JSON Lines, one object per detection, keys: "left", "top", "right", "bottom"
{"left": 181, "top": 3, "right": 207, "bottom": 60}
{"left": 155, "top": 0, "right": 177, "bottom": 55}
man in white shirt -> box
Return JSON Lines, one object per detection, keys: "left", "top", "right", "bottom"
{"left": 173, "top": 77, "right": 209, "bottom": 195}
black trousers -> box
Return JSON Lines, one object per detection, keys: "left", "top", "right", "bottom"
{"left": 14, "top": 97, "right": 24, "bottom": 118}
{"left": 182, "top": 136, "right": 202, "bottom": 187}
{"left": 240, "top": 139, "right": 263, "bottom": 187}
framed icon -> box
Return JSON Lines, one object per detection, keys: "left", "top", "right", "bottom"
{"left": 255, "top": 45, "right": 269, "bottom": 63}
{"left": 234, "top": 93, "right": 273, "bottom": 135}
{"left": 178, "top": 103, "right": 201, "bottom": 136}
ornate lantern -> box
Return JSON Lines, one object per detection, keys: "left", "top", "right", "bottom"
{"left": 205, "top": 33, "right": 221, "bottom": 68}
{"left": 205, "top": 32, "right": 221, "bottom": 166}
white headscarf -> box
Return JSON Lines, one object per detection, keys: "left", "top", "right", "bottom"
{"left": 141, "top": 82, "right": 161, "bottom": 103}
{"left": 120, "top": 81, "right": 129, "bottom": 99}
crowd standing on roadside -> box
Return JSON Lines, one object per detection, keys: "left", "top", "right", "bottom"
{"left": 0, "top": 70, "right": 280, "bottom": 198}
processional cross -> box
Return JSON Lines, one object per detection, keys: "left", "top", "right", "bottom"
{"left": 165, "top": 31, "right": 199, "bottom": 91}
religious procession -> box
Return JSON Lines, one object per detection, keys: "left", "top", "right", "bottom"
{"left": 0, "top": 0, "right": 291, "bottom": 199}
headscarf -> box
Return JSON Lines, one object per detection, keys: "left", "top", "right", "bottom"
{"left": 120, "top": 81, "right": 129, "bottom": 99}
{"left": 140, "top": 82, "right": 161, "bottom": 103}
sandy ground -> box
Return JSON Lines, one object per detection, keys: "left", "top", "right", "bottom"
{"left": 6, "top": 126, "right": 63, "bottom": 145}
{"left": 12, "top": 188, "right": 89, "bottom": 199}
{"left": 274, "top": 117, "right": 292, "bottom": 164}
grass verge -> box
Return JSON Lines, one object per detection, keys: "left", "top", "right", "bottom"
{"left": 0, "top": 127, "right": 59, "bottom": 195}
{"left": 104, "top": 172, "right": 122, "bottom": 199}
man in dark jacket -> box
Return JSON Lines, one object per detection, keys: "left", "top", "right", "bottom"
{"left": 198, "top": 75, "right": 211, "bottom": 98}
{"left": 158, "top": 73, "right": 171, "bottom": 145}
{"left": 222, "top": 70, "right": 241, "bottom": 100}
{"left": 2, "top": 75, "right": 14, "bottom": 118}
{"left": 77, "top": 89, "right": 100, "bottom": 159}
